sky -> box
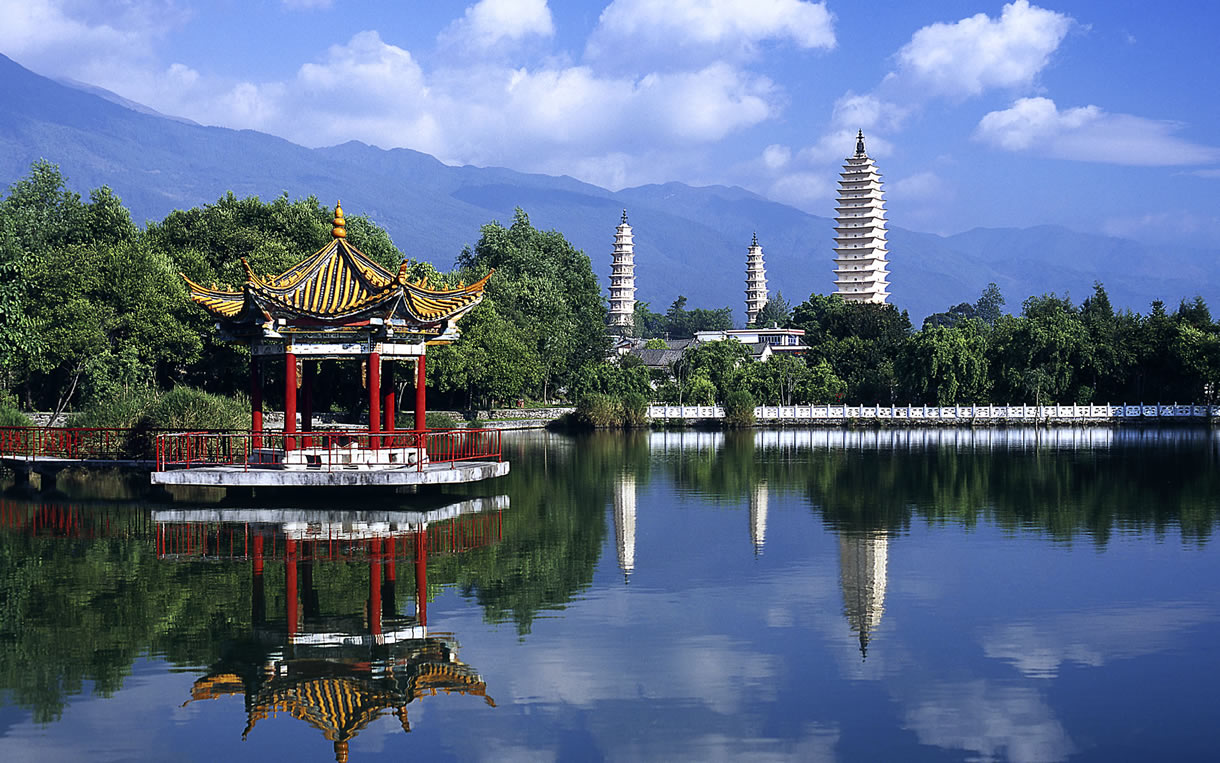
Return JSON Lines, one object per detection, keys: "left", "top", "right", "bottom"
{"left": 3, "top": 0, "right": 1220, "bottom": 247}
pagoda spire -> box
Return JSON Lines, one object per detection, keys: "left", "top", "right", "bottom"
{"left": 609, "top": 211, "right": 635, "bottom": 333}
{"left": 832, "top": 131, "right": 891, "bottom": 304}
{"left": 745, "top": 234, "right": 767, "bottom": 325}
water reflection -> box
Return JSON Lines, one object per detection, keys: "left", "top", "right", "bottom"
{"left": 839, "top": 531, "right": 888, "bottom": 660}
{"left": 3, "top": 428, "right": 1220, "bottom": 761}
{"left": 156, "top": 502, "right": 505, "bottom": 761}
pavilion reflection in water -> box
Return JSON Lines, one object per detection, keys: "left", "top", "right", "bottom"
{"left": 155, "top": 498, "right": 507, "bottom": 761}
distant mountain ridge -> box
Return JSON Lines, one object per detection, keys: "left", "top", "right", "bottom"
{"left": 1, "top": 52, "right": 1215, "bottom": 322}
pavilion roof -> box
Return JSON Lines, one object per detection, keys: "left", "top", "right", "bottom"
{"left": 182, "top": 202, "right": 490, "bottom": 340}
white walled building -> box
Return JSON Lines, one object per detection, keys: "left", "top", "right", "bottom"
{"left": 745, "top": 233, "right": 768, "bottom": 325}
{"left": 609, "top": 210, "right": 636, "bottom": 332}
{"left": 833, "top": 131, "right": 891, "bottom": 304}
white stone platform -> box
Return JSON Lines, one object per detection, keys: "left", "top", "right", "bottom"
{"left": 150, "top": 459, "right": 509, "bottom": 487}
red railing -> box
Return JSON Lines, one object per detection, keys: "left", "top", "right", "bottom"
{"left": 154, "top": 429, "right": 503, "bottom": 472}
{"left": 155, "top": 511, "right": 504, "bottom": 561}
{"left": 0, "top": 426, "right": 181, "bottom": 461}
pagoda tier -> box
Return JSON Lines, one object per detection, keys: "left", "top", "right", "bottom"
{"left": 745, "top": 233, "right": 768, "bottom": 325}
{"left": 609, "top": 210, "right": 635, "bottom": 329}
{"left": 183, "top": 202, "right": 489, "bottom": 348}
{"left": 832, "top": 131, "right": 890, "bottom": 304}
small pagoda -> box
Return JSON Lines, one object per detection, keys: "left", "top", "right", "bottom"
{"left": 183, "top": 203, "right": 489, "bottom": 464}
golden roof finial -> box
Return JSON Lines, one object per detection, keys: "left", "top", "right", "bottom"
{"left": 332, "top": 201, "right": 347, "bottom": 239}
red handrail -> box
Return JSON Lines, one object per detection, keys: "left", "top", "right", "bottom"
{"left": 153, "top": 428, "right": 502, "bottom": 472}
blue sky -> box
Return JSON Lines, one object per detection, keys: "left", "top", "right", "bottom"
{"left": 4, "top": 0, "right": 1219, "bottom": 246}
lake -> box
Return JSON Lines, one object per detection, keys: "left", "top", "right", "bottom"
{"left": 2, "top": 427, "right": 1219, "bottom": 761}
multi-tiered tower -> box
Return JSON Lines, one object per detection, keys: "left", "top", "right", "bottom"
{"left": 609, "top": 210, "right": 635, "bottom": 332}
{"left": 745, "top": 233, "right": 768, "bottom": 325}
{"left": 833, "top": 131, "right": 890, "bottom": 303}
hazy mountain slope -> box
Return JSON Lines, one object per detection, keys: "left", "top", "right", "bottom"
{"left": 2, "top": 52, "right": 1216, "bottom": 323}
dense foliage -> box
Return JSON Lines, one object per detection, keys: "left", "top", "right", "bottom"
{"left": 1, "top": 163, "right": 1217, "bottom": 417}
{"left": 788, "top": 285, "right": 1220, "bottom": 405}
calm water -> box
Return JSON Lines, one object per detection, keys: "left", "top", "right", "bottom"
{"left": 2, "top": 427, "right": 1219, "bottom": 762}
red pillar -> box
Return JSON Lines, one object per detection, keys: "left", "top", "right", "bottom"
{"left": 383, "top": 362, "right": 396, "bottom": 439}
{"left": 250, "top": 355, "right": 263, "bottom": 449}
{"left": 252, "top": 534, "right": 265, "bottom": 625}
{"left": 301, "top": 360, "right": 315, "bottom": 448}
{"left": 369, "top": 537, "right": 383, "bottom": 636}
{"left": 414, "top": 355, "right": 427, "bottom": 433}
{"left": 286, "top": 538, "right": 299, "bottom": 638}
{"left": 285, "top": 352, "right": 298, "bottom": 452}
{"left": 368, "top": 352, "right": 381, "bottom": 450}
{"left": 386, "top": 536, "right": 396, "bottom": 581}
{"left": 414, "top": 529, "right": 428, "bottom": 626}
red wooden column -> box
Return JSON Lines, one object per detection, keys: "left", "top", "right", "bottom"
{"left": 369, "top": 537, "right": 383, "bottom": 637}
{"left": 252, "top": 534, "right": 265, "bottom": 625}
{"left": 286, "top": 538, "right": 299, "bottom": 638}
{"left": 414, "top": 529, "right": 428, "bottom": 626}
{"left": 383, "top": 362, "right": 396, "bottom": 438}
{"left": 250, "top": 355, "right": 263, "bottom": 449}
{"left": 284, "top": 352, "right": 298, "bottom": 452}
{"left": 301, "top": 360, "right": 315, "bottom": 448}
{"left": 414, "top": 355, "right": 427, "bottom": 433}
{"left": 368, "top": 352, "right": 381, "bottom": 450}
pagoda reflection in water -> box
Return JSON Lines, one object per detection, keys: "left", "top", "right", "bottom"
{"left": 839, "top": 530, "right": 888, "bottom": 660}
{"left": 613, "top": 471, "right": 636, "bottom": 580}
{"left": 158, "top": 498, "right": 507, "bottom": 762}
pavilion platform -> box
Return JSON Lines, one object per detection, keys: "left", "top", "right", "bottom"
{"left": 150, "top": 459, "right": 509, "bottom": 487}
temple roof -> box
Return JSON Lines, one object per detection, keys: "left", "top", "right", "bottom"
{"left": 183, "top": 202, "right": 490, "bottom": 341}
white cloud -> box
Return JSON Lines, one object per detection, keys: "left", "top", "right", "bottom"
{"left": 587, "top": 0, "right": 835, "bottom": 64}
{"left": 1, "top": 0, "right": 184, "bottom": 84}
{"left": 889, "top": 171, "right": 949, "bottom": 201}
{"left": 441, "top": 0, "right": 555, "bottom": 50}
{"left": 903, "top": 681, "right": 1076, "bottom": 763}
{"left": 895, "top": 0, "right": 1073, "bottom": 98}
{"left": 762, "top": 144, "right": 791, "bottom": 170}
{"left": 831, "top": 92, "right": 909, "bottom": 133}
{"left": 975, "top": 97, "right": 1220, "bottom": 165}
{"left": 981, "top": 603, "right": 1218, "bottom": 679}
{"left": 768, "top": 171, "right": 834, "bottom": 209}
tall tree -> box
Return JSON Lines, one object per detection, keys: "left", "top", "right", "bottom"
{"left": 457, "top": 209, "right": 608, "bottom": 401}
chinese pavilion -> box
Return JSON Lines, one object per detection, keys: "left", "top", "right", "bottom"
{"left": 183, "top": 202, "right": 490, "bottom": 458}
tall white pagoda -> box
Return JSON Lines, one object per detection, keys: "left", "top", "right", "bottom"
{"left": 609, "top": 210, "right": 635, "bottom": 332}
{"left": 745, "top": 233, "right": 768, "bottom": 325}
{"left": 833, "top": 130, "right": 890, "bottom": 303}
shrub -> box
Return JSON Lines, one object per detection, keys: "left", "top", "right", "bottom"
{"left": 0, "top": 406, "right": 31, "bottom": 427}
{"left": 576, "top": 393, "right": 622, "bottom": 428}
{"left": 621, "top": 392, "right": 649, "bottom": 428}
{"left": 69, "top": 387, "right": 159, "bottom": 429}
{"left": 723, "top": 390, "right": 756, "bottom": 428}
{"left": 401, "top": 411, "right": 463, "bottom": 430}
{"left": 145, "top": 386, "right": 251, "bottom": 431}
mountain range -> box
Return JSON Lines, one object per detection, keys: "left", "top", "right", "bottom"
{"left": 1, "top": 52, "right": 1214, "bottom": 323}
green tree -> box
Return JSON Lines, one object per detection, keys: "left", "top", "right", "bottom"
{"left": 901, "top": 320, "right": 990, "bottom": 404}
{"left": 427, "top": 300, "right": 543, "bottom": 408}
{"left": 457, "top": 209, "right": 608, "bottom": 402}
{"left": 753, "top": 291, "right": 792, "bottom": 327}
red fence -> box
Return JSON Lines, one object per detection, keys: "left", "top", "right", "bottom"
{"left": 154, "top": 428, "right": 502, "bottom": 472}
{"left": 0, "top": 426, "right": 179, "bottom": 461}
{"left": 155, "top": 511, "right": 504, "bottom": 562}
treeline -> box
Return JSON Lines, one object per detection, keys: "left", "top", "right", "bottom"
{"left": 0, "top": 164, "right": 607, "bottom": 420}
{"left": 2, "top": 162, "right": 1217, "bottom": 423}
{"left": 578, "top": 282, "right": 1219, "bottom": 411}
